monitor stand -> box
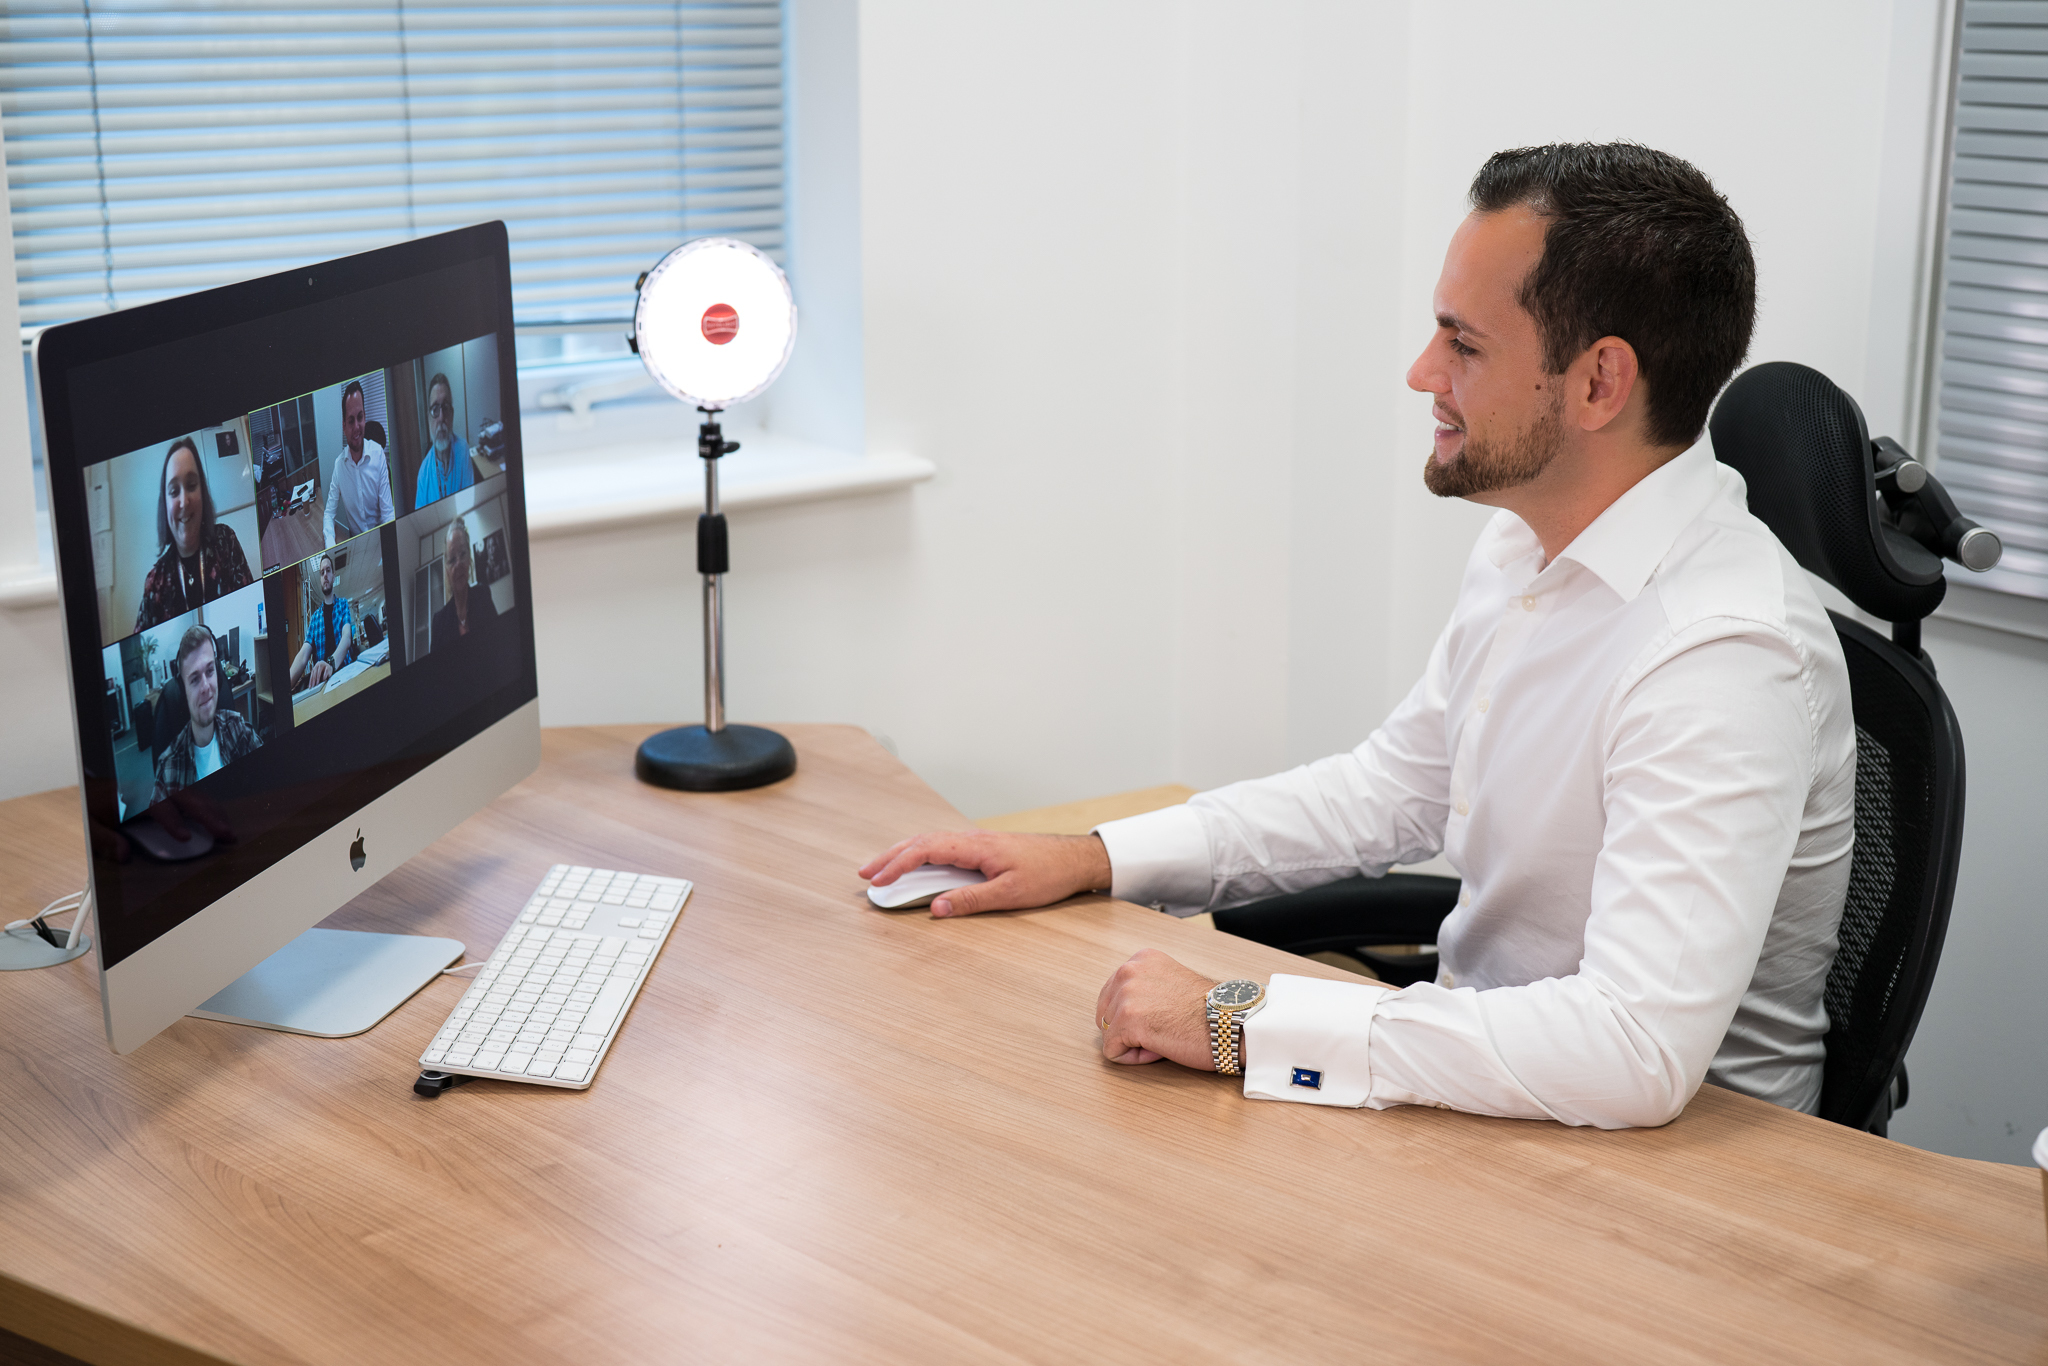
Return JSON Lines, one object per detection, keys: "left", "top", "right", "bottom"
{"left": 189, "top": 928, "right": 464, "bottom": 1037}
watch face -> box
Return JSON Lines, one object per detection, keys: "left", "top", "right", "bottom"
{"left": 1210, "top": 978, "right": 1262, "bottom": 1009}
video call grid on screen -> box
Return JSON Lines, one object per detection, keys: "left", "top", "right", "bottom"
{"left": 39, "top": 229, "right": 536, "bottom": 969}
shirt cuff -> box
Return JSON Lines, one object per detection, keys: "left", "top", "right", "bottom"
{"left": 1242, "top": 973, "right": 1394, "bottom": 1107}
{"left": 1092, "top": 804, "right": 1213, "bottom": 915}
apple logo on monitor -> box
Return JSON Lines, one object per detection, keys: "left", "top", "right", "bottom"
{"left": 350, "top": 830, "right": 366, "bottom": 871}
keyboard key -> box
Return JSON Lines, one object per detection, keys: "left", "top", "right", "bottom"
{"left": 423, "top": 1049, "right": 446, "bottom": 1064}
{"left": 556, "top": 1063, "right": 591, "bottom": 1083}
{"left": 473, "top": 1049, "right": 505, "bottom": 1069}
{"left": 526, "top": 1057, "right": 559, "bottom": 1076}
{"left": 572, "top": 1032, "right": 605, "bottom": 1051}
{"left": 564, "top": 1048, "right": 597, "bottom": 1064}
{"left": 638, "top": 929, "right": 662, "bottom": 940}
{"left": 618, "top": 917, "right": 642, "bottom": 929}
{"left": 583, "top": 979, "right": 634, "bottom": 1035}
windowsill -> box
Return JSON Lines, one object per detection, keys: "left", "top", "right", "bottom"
{"left": 1931, "top": 578, "right": 2048, "bottom": 645}
{"left": 522, "top": 402, "right": 932, "bottom": 539}
{"left": 0, "top": 403, "right": 933, "bottom": 611}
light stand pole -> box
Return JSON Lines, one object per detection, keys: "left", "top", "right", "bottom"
{"left": 632, "top": 408, "right": 797, "bottom": 791}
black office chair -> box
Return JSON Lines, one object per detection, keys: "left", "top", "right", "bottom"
{"left": 1215, "top": 362, "right": 1990, "bottom": 1136}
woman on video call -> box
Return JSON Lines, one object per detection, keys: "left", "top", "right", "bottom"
{"left": 135, "top": 436, "right": 254, "bottom": 632}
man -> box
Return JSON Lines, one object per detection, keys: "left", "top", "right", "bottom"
{"left": 411, "top": 372, "right": 473, "bottom": 510}
{"left": 861, "top": 143, "right": 1856, "bottom": 1130}
{"left": 431, "top": 516, "right": 499, "bottom": 650}
{"left": 152, "top": 627, "right": 262, "bottom": 803}
{"left": 291, "top": 551, "right": 352, "bottom": 690}
{"left": 323, "top": 379, "right": 395, "bottom": 547}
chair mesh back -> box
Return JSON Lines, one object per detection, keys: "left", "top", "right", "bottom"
{"left": 1819, "top": 618, "right": 1957, "bottom": 1129}
{"left": 1710, "top": 363, "right": 1946, "bottom": 623}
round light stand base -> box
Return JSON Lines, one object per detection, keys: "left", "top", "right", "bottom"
{"left": 635, "top": 724, "right": 796, "bottom": 792}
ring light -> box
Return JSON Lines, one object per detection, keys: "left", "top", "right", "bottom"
{"left": 632, "top": 238, "right": 797, "bottom": 410}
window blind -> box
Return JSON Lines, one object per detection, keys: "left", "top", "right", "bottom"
{"left": 0, "top": 0, "right": 784, "bottom": 333}
{"left": 1936, "top": 0, "right": 2048, "bottom": 599}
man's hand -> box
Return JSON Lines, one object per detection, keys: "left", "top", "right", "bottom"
{"left": 858, "top": 831, "right": 1110, "bottom": 918}
{"left": 310, "top": 660, "right": 334, "bottom": 687}
{"left": 1095, "top": 949, "right": 1218, "bottom": 1068}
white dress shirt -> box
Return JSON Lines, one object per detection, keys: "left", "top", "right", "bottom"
{"left": 324, "top": 438, "right": 394, "bottom": 547}
{"left": 1096, "top": 447, "right": 1856, "bottom": 1128}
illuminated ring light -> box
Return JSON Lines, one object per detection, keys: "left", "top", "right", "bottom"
{"left": 632, "top": 238, "right": 798, "bottom": 410}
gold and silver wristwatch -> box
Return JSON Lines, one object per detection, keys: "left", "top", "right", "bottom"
{"left": 1206, "top": 979, "right": 1265, "bottom": 1076}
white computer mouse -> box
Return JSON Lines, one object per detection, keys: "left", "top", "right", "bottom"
{"left": 866, "top": 863, "right": 988, "bottom": 910}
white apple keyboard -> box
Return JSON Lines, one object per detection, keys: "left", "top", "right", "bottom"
{"left": 867, "top": 863, "right": 987, "bottom": 910}
{"left": 418, "top": 865, "right": 690, "bottom": 1089}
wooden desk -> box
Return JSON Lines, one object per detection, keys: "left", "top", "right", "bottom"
{"left": 288, "top": 659, "right": 389, "bottom": 723}
{"left": 1, "top": 725, "right": 2042, "bottom": 1365}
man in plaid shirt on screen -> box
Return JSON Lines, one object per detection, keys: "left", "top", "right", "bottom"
{"left": 151, "top": 627, "right": 262, "bottom": 802}
{"left": 291, "top": 550, "right": 354, "bottom": 691}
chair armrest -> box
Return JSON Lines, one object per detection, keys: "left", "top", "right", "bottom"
{"left": 1211, "top": 873, "right": 1460, "bottom": 957}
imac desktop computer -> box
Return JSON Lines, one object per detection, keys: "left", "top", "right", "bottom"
{"left": 37, "top": 223, "right": 541, "bottom": 1053}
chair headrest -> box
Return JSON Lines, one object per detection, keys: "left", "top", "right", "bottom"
{"left": 1708, "top": 362, "right": 1946, "bottom": 624}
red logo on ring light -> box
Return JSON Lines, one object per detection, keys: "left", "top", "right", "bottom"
{"left": 701, "top": 303, "right": 739, "bottom": 345}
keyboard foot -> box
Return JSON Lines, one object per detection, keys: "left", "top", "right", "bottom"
{"left": 414, "top": 1069, "right": 472, "bottom": 1098}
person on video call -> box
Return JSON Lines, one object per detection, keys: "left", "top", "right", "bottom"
{"left": 134, "top": 437, "right": 255, "bottom": 633}
{"left": 411, "top": 372, "right": 474, "bottom": 510}
{"left": 290, "top": 551, "right": 353, "bottom": 690}
{"left": 152, "top": 626, "right": 262, "bottom": 802}
{"left": 861, "top": 143, "right": 1856, "bottom": 1131}
{"left": 432, "top": 517, "right": 499, "bottom": 651}
{"left": 430, "top": 520, "right": 497, "bottom": 655}
{"left": 323, "top": 379, "right": 395, "bottom": 547}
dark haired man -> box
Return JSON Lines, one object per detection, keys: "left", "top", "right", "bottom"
{"left": 152, "top": 627, "right": 262, "bottom": 802}
{"left": 861, "top": 143, "right": 1857, "bottom": 1130}
{"left": 323, "top": 378, "right": 394, "bottom": 547}
{"left": 290, "top": 551, "right": 353, "bottom": 690}
{"left": 411, "top": 372, "right": 474, "bottom": 510}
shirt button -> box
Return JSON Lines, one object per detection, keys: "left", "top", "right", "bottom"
{"left": 1441, "top": 972, "right": 1456, "bottom": 988}
{"left": 1459, "top": 890, "right": 1470, "bottom": 907}
{"left": 1476, "top": 697, "right": 1489, "bottom": 713}
{"left": 1521, "top": 595, "right": 1537, "bottom": 611}
{"left": 1454, "top": 800, "right": 1469, "bottom": 817}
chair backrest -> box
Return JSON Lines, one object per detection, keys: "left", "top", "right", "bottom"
{"left": 1818, "top": 613, "right": 1966, "bottom": 1134}
{"left": 1709, "top": 362, "right": 1969, "bottom": 1135}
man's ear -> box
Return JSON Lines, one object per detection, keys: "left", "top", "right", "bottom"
{"left": 1575, "top": 336, "right": 1641, "bottom": 434}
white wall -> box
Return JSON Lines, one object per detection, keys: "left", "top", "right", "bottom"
{"left": 5, "top": 0, "right": 2045, "bottom": 1164}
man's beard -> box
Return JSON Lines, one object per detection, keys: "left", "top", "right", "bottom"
{"left": 1423, "top": 392, "right": 1566, "bottom": 498}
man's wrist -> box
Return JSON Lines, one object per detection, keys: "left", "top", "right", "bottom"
{"left": 1080, "top": 833, "right": 1112, "bottom": 894}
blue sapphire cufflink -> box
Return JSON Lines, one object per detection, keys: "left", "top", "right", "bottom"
{"left": 1290, "top": 1067, "right": 1322, "bottom": 1090}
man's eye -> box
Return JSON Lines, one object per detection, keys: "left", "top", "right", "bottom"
{"left": 1448, "top": 338, "right": 1477, "bottom": 357}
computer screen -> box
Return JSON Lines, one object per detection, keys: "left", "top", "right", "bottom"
{"left": 39, "top": 224, "right": 540, "bottom": 1051}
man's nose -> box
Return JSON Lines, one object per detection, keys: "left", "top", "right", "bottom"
{"left": 1406, "top": 344, "right": 1446, "bottom": 395}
